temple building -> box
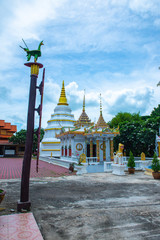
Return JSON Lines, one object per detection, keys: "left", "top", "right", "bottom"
{"left": 56, "top": 93, "right": 119, "bottom": 162}
{"left": 40, "top": 81, "right": 119, "bottom": 162}
{"left": 0, "top": 120, "right": 24, "bottom": 157}
{"left": 40, "top": 81, "right": 75, "bottom": 157}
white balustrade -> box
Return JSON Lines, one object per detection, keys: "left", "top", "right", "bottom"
{"left": 104, "top": 162, "right": 113, "bottom": 172}
{"left": 86, "top": 157, "right": 98, "bottom": 165}
{"left": 104, "top": 160, "right": 152, "bottom": 172}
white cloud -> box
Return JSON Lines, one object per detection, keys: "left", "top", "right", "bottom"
{"left": 1, "top": 0, "right": 160, "bottom": 131}
{"left": 129, "top": 0, "right": 160, "bottom": 15}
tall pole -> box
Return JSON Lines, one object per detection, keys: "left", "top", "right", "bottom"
{"left": 17, "top": 62, "right": 43, "bottom": 212}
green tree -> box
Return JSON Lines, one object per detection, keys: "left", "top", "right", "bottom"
{"left": 109, "top": 112, "right": 141, "bottom": 128}
{"left": 9, "top": 129, "right": 26, "bottom": 144}
{"left": 151, "top": 104, "right": 160, "bottom": 118}
{"left": 113, "top": 121, "right": 156, "bottom": 157}
{"left": 32, "top": 128, "right": 45, "bottom": 153}
{"left": 127, "top": 151, "right": 135, "bottom": 168}
{"left": 151, "top": 153, "right": 160, "bottom": 172}
{"left": 9, "top": 128, "right": 44, "bottom": 153}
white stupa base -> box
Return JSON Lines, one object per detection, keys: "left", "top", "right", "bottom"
{"left": 112, "top": 163, "right": 126, "bottom": 176}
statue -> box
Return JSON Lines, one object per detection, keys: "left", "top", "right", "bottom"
{"left": 79, "top": 153, "right": 86, "bottom": 163}
{"left": 141, "top": 152, "right": 145, "bottom": 161}
{"left": 112, "top": 143, "right": 125, "bottom": 176}
{"left": 20, "top": 39, "right": 44, "bottom": 62}
{"left": 114, "top": 143, "right": 124, "bottom": 165}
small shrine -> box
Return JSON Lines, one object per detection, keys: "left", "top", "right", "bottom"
{"left": 56, "top": 93, "right": 119, "bottom": 162}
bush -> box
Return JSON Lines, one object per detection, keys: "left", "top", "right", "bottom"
{"left": 151, "top": 153, "right": 160, "bottom": 172}
{"left": 127, "top": 151, "right": 135, "bottom": 168}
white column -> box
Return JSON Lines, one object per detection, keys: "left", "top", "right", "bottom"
{"left": 71, "top": 137, "right": 74, "bottom": 156}
{"left": 106, "top": 139, "right": 110, "bottom": 162}
{"left": 61, "top": 139, "right": 63, "bottom": 157}
{"left": 64, "top": 137, "right": 66, "bottom": 157}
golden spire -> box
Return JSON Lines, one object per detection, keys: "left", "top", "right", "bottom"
{"left": 95, "top": 93, "right": 108, "bottom": 129}
{"left": 83, "top": 89, "right": 85, "bottom": 112}
{"left": 100, "top": 93, "right": 102, "bottom": 116}
{"left": 58, "top": 80, "right": 68, "bottom": 106}
{"left": 74, "top": 89, "right": 93, "bottom": 127}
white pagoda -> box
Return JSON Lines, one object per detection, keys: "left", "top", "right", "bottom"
{"left": 40, "top": 81, "right": 75, "bottom": 157}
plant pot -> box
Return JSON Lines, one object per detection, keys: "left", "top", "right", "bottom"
{"left": 69, "top": 166, "right": 74, "bottom": 172}
{"left": 152, "top": 172, "right": 160, "bottom": 179}
{"left": 0, "top": 190, "right": 6, "bottom": 204}
{"left": 75, "top": 165, "right": 87, "bottom": 175}
{"left": 128, "top": 168, "right": 135, "bottom": 174}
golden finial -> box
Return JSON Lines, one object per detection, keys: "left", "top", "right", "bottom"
{"left": 100, "top": 93, "right": 102, "bottom": 115}
{"left": 58, "top": 80, "right": 68, "bottom": 106}
{"left": 83, "top": 89, "right": 85, "bottom": 112}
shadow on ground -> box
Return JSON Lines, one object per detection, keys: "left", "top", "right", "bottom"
{"left": 1, "top": 172, "right": 160, "bottom": 240}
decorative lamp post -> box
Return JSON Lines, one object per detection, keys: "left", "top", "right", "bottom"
{"left": 17, "top": 40, "right": 45, "bottom": 212}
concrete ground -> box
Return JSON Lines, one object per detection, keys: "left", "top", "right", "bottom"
{"left": 1, "top": 171, "right": 160, "bottom": 240}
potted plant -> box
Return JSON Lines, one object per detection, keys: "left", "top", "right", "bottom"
{"left": 151, "top": 152, "right": 160, "bottom": 179}
{"left": 127, "top": 151, "right": 135, "bottom": 174}
{"left": 69, "top": 163, "right": 74, "bottom": 173}
{"left": 0, "top": 189, "right": 6, "bottom": 204}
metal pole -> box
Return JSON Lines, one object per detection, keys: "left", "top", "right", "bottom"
{"left": 17, "top": 62, "right": 43, "bottom": 212}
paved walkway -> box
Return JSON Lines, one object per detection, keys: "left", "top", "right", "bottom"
{"left": 0, "top": 213, "right": 44, "bottom": 240}
{"left": 0, "top": 158, "right": 75, "bottom": 179}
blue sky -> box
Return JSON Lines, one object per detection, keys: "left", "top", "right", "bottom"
{"left": 1, "top": 0, "right": 160, "bottom": 131}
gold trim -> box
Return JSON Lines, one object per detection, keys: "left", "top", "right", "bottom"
{"left": 31, "top": 64, "right": 39, "bottom": 75}
{"left": 47, "top": 119, "right": 76, "bottom": 123}
{"left": 100, "top": 143, "right": 103, "bottom": 150}
{"left": 51, "top": 114, "right": 74, "bottom": 117}
{"left": 45, "top": 128, "right": 61, "bottom": 131}
{"left": 56, "top": 131, "right": 84, "bottom": 138}
{"left": 42, "top": 149, "right": 60, "bottom": 151}
{"left": 76, "top": 143, "right": 83, "bottom": 151}
{"left": 42, "top": 142, "right": 61, "bottom": 144}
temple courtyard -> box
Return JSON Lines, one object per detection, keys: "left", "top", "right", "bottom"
{"left": 1, "top": 169, "right": 160, "bottom": 240}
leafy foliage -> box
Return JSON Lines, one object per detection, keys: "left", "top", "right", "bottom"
{"left": 127, "top": 151, "right": 135, "bottom": 168}
{"left": 112, "top": 107, "right": 160, "bottom": 157}
{"left": 32, "top": 128, "right": 45, "bottom": 153}
{"left": 108, "top": 112, "right": 141, "bottom": 128}
{"left": 9, "top": 128, "right": 44, "bottom": 153}
{"left": 114, "top": 121, "right": 156, "bottom": 157}
{"left": 151, "top": 104, "right": 160, "bottom": 118}
{"left": 151, "top": 153, "right": 160, "bottom": 172}
{"left": 9, "top": 129, "right": 27, "bottom": 144}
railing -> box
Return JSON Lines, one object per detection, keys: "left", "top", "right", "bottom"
{"left": 104, "top": 162, "right": 113, "bottom": 172}
{"left": 39, "top": 156, "right": 77, "bottom": 169}
{"left": 86, "top": 157, "right": 98, "bottom": 165}
{"left": 104, "top": 160, "right": 153, "bottom": 172}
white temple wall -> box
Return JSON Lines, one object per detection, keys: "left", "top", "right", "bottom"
{"left": 73, "top": 136, "right": 85, "bottom": 158}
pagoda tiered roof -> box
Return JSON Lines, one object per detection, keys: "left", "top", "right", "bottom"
{"left": 74, "top": 91, "right": 93, "bottom": 127}
{"left": 0, "top": 120, "right": 17, "bottom": 140}
{"left": 94, "top": 93, "right": 108, "bottom": 129}
{"left": 95, "top": 112, "right": 108, "bottom": 129}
